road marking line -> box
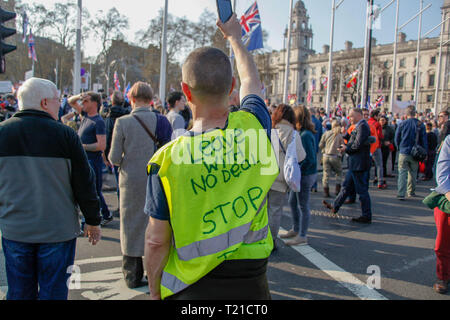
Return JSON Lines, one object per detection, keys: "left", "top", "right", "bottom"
{"left": 279, "top": 229, "right": 388, "bottom": 300}
{"left": 74, "top": 256, "right": 122, "bottom": 266}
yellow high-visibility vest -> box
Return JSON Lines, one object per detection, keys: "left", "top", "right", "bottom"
{"left": 148, "top": 110, "right": 279, "bottom": 299}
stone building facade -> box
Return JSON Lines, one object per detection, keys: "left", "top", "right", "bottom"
{"left": 257, "top": 0, "right": 450, "bottom": 112}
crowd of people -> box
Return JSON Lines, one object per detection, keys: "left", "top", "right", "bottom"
{"left": 0, "top": 14, "right": 449, "bottom": 301}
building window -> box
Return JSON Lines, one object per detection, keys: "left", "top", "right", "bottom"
{"left": 427, "top": 94, "right": 433, "bottom": 102}
{"left": 400, "top": 58, "right": 406, "bottom": 68}
{"left": 384, "top": 61, "right": 389, "bottom": 69}
{"left": 385, "top": 95, "right": 389, "bottom": 103}
{"left": 398, "top": 75, "right": 404, "bottom": 89}
{"left": 319, "top": 96, "right": 323, "bottom": 103}
{"left": 431, "top": 56, "right": 436, "bottom": 65}
{"left": 304, "top": 36, "right": 308, "bottom": 47}
{"left": 397, "top": 95, "right": 402, "bottom": 101}
{"left": 429, "top": 74, "right": 435, "bottom": 87}
{"left": 321, "top": 67, "right": 326, "bottom": 74}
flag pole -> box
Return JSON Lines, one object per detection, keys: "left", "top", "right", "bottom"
{"left": 360, "top": 0, "right": 373, "bottom": 108}
{"left": 390, "top": 0, "right": 400, "bottom": 113}
{"left": 73, "top": 0, "right": 82, "bottom": 94}
{"left": 434, "top": 12, "right": 445, "bottom": 116}
{"left": 414, "top": 0, "right": 423, "bottom": 109}
{"left": 283, "top": 0, "right": 294, "bottom": 105}
{"left": 159, "top": 0, "right": 169, "bottom": 106}
{"left": 229, "top": 0, "right": 237, "bottom": 72}
{"left": 338, "top": 67, "right": 343, "bottom": 104}
{"left": 326, "top": 0, "right": 336, "bottom": 114}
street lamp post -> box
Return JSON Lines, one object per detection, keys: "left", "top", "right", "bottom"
{"left": 283, "top": 0, "right": 294, "bottom": 105}
{"left": 73, "top": 0, "right": 82, "bottom": 94}
{"left": 414, "top": 0, "right": 424, "bottom": 109}
{"left": 325, "top": 0, "right": 345, "bottom": 115}
{"left": 159, "top": 0, "right": 169, "bottom": 106}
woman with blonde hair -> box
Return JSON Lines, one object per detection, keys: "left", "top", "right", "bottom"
{"left": 280, "top": 105, "right": 317, "bottom": 246}
{"left": 319, "top": 119, "right": 344, "bottom": 197}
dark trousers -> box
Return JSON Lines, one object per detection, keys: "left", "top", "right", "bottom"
{"left": 425, "top": 152, "right": 436, "bottom": 180}
{"left": 334, "top": 170, "right": 372, "bottom": 219}
{"left": 88, "top": 156, "right": 110, "bottom": 219}
{"left": 2, "top": 238, "right": 76, "bottom": 300}
{"left": 122, "top": 256, "right": 144, "bottom": 288}
{"left": 166, "top": 259, "right": 271, "bottom": 300}
{"left": 391, "top": 147, "right": 397, "bottom": 170}
{"left": 381, "top": 146, "right": 391, "bottom": 177}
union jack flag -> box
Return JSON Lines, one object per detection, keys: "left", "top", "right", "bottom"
{"left": 375, "top": 95, "right": 384, "bottom": 108}
{"left": 311, "top": 79, "right": 317, "bottom": 91}
{"left": 240, "top": 2, "right": 263, "bottom": 52}
{"left": 321, "top": 77, "right": 328, "bottom": 89}
{"left": 28, "top": 29, "right": 37, "bottom": 62}
{"left": 114, "top": 71, "right": 121, "bottom": 91}
{"left": 336, "top": 103, "right": 343, "bottom": 116}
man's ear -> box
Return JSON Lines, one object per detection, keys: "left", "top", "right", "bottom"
{"left": 229, "top": 77, "right": 236, "bottom": 96}
{"left": 40, "top": 99, "right": 48, "bottom": 111}
{"left": 181, "top": 82, "right": 192, "bottom": 102}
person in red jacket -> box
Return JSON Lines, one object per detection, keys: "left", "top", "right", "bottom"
{"left": 367, "top": 109, "right": 387, "bottom": 189}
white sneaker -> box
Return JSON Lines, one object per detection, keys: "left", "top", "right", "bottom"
{"left": 285, "top": 235, "right": 308, "bottom": 246}
{"left": 279, "top": 229, "right": 298, "bottom": 239}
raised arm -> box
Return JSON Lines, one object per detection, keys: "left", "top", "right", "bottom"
{"left": 217, "top": 14, "right": 262, "bottom": 100}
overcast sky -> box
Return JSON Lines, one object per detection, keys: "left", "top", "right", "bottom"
{"left": 20, "top": 0, "right": 443, "bottom": 58}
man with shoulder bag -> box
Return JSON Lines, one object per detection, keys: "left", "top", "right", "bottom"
{"left": 394, "top": 105, "right": 428, "bottom": 200}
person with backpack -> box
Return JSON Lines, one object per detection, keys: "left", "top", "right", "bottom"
{"left": 281, "top": 105, "right": 317, "bottom": 246}
{"left": 394, "top": 105, "right": 428, "bottom": 200}
{"left": 268, "top": 104, "right": 306, "bottom": 250}
{"left": 319, "top": 119, "right": 344, "bottom": 198}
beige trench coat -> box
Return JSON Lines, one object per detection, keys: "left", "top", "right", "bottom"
{"left": 109, "top": 107, "right": 157, "bottom": 257}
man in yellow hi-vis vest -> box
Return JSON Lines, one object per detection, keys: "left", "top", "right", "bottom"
{"left": 143, "top": 14, "right": 278, "bottom": 300}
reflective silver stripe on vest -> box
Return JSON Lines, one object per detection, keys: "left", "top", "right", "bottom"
{"left": 161, "top": 271, "right": 190, "bottom": 294}
{"left": 176, "top": 197, "right": 268, "bottom": 262}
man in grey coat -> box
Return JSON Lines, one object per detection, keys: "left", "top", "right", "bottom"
{"left": 109, "top": 82, "right": 172, "bottom": 288}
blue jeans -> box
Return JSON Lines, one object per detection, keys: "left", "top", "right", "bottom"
{"left": 288, "top": 174, "right": 317, "bottom": 237}
{"left": 334, "top": 170, "right": 372, "bottom": 219}
{"left": 2, "top": 238, "right": 76, "bottom": 300}
{"left": 88, "top": 155, "right": 110, "bottom": 219}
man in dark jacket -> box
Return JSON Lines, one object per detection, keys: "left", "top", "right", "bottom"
{"left": 323, "top": 108, "right": 373, "bottom": 224}
{"left": 0, "top": 78, "right": 101, "bottom": 300}
{"left": 395, "top": 105, "right": 428, "bottom": 200}
{"left": 423, "top": 122, "right": 438, "bottom": 181}
{"left": 105, "top": 91, "right": 129, "bottom": 164}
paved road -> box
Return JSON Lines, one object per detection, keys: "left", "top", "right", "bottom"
{"left": 1, "top": 171, "right": 449, "bottom": 300}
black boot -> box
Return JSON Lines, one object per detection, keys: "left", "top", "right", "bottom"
{"left": 122, "top": 256, "right": 145, "bottom": 288}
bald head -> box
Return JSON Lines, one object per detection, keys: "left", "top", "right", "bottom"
{"left": 182, "top": 47, "right": 233, "bottom": 100}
